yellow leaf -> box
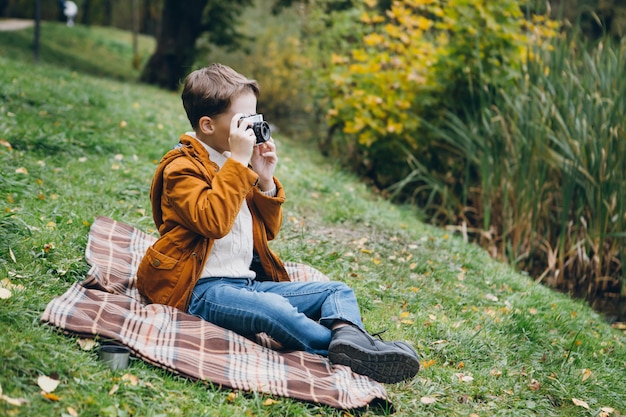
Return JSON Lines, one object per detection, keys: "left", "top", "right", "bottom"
{"left": 227, "top": 392, "right": 237, "bottom": 402}
{"left": 263, "top": 398, "right": 279, "bottom": 406}
{"left": 67, "top": 407, "right": 79, "bottom": 417}
{"left": 37, "top": 375, "right": 60, "bottom": 393}
{"left": 582, "top": 368, "right": 592, "bottom": 382}
{"left": 119, "top": 120, "right": 127, "bottom": 128}
{"left": 422, "top": 359, "right": 435, "bottom": 368}
{"left": 401, "top": 319, "right": 414, "bottom": 325}
{"left": 15, "top": 167, "right": 28, "bottom": 175}
{"left": 572, "top": 398, "right": 590, "bottom": 409}
{"left": 41, "top": 392, "right": 61, "bottom": 401}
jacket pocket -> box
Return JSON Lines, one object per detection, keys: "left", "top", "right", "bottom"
{"left": 136, "top": 245, "right": 179, "bottom": 304}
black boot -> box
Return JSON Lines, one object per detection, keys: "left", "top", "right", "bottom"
{"left": 328, "top": 325, "right": 420, "bottom": 384}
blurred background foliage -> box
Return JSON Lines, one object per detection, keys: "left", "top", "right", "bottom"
{"left": 1, "top": 0, "right": 624, "bottom": 317}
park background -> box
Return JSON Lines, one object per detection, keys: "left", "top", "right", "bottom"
{"left": 1, "top": 0, "right": 625, "bottom": 416}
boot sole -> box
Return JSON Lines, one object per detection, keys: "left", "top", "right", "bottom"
{"left": 329, "top": 341, "right": 420, "bottom": 384}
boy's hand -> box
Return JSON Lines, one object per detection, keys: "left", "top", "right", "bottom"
{"left": 229, "top": 114, "right": 256, "bottom": 166}
{"left": 251, "top": 138, "right": 278, "bottom": 191}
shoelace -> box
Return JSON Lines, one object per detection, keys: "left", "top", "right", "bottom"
{"left": 370, "top": 328, "right": 388, "bottom": 341}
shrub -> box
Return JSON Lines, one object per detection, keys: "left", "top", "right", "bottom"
{"left": 305, "top": 0, "right": 556, "bottom": 188}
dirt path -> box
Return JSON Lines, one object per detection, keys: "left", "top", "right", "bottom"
{"left": 0, "top": 18, "right": 34, "bottom": 31}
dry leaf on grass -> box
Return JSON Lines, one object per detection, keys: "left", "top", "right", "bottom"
{"left": 420, "top": 396, "right": 437, "bottom": 404}
{"left": 572, "top": 398, "right": 590, "bottom": 409}
{"left": 37, "top": 375, "right": 60, "bottom": 393}
{"left": 0, "top": 383, "right": 29, "bottom": 406}
{"left": 77, "top": 338, "right": 96, "bottom": 351}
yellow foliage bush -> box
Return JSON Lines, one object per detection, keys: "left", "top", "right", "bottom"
{"left": 307, "top": 0, "right": 557, "bottom": 185}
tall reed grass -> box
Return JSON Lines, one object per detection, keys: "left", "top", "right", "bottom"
{"left": 420, "top": 32, "right": 625, "bottom": 314}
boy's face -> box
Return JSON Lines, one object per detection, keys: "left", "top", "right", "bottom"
{"left": 200, "top": 91, "right": 257, "bottom": 153}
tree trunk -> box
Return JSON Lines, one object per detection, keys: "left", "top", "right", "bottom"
{"left": 139, "top": 0, "right": 208, "bottom": 90}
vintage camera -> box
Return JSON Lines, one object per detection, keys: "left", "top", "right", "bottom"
{"left": 239, "top": 114, "right": 270, "bottom": 144}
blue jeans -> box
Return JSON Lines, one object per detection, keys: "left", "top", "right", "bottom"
{"left": 188, "top": 277, "right": 364, "bottom": 355}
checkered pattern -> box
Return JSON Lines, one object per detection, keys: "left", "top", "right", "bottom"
{"left": 41, "top": 216, "right": 388, "bottom": 410}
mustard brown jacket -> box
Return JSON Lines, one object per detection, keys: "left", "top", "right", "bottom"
{"left": 136, "top": 134, "right": 290, "bottom": 311}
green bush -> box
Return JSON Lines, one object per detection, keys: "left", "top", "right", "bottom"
{"left": 303, "top": 0, "right": 556, "bottom": 187}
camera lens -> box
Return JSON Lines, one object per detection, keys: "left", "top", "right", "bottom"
{"left": 253, "top": 121, "right": 271, "bottom": 144}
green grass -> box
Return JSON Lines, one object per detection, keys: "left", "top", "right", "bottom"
{"left": 0, "top": 20, "right": 155, "bottom": 82}
{"left": 0, "top": 22, "right": 625, "bottom": 417}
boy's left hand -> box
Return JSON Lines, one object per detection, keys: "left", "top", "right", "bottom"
{"left": 250, "top": 138, "right": 278, "bottom": 191}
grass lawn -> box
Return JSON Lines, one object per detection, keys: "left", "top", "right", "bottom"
{"left": 0, "top": 22, "right": 625, "bottom": 417}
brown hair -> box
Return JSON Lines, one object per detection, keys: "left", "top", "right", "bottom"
{"left": 181, "top": 63, "right": 260, "bottom": 129}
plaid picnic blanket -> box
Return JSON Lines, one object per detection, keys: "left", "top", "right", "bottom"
{"left": 41, "top": 216, "right": 389, "bottom": 410}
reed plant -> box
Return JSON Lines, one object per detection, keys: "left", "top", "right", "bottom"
{"left": 422, "top": 31, "right": 626, "bottom": 313}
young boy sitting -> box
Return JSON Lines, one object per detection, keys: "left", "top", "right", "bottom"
{"left": 136, "top": 63, "right": 420, "bottom": 384}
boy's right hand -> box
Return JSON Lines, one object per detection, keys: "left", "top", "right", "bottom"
{"left": 229, "top": 113, "right": 256, "bottom": 166}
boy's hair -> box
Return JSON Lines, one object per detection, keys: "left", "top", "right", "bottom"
{"left": 181, "top": 63, "right": 260, "bottom": 129}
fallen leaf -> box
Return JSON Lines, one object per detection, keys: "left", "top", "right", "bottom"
{"left": 600, "top": 407, "right": 615, "bottom": 416}
{"left": 122, "top": 373, "right": 138, "bottom": 386}
{"left": 15, "top": 167, "right": 28, "bottom": 175}
{"left": 37, "top": 375, "right": 60, "bottom": 393}
{"left": 66, "top": 407, "right": 79, "bottom": 417}
{"left": 420, "top": 396, "right": 437, "bottom": 404}
{"left": 454, "top": 373, "right": 474, "bottom": 383}
{"left": 77, "top": 338, "right": 96, "bottom": 351}
{"left": 0, "top": 288, "right": 11, "bottom": 299}
{"left": 8, "top": 248, "right": 16, "bottom": 263}
{"left": 226, "top": 392, "right": 237, "bottom": 402}
{"left": 41, "top": 392, "right": 61, "bottom": 401}
{"left": 0, "top": 383, "right": 29, "bottom": 406}
{"left": 422, "top": 359, "right": 435, "bottom": 369}
{"left": 263, "top": 398, "right": 279, "bottom": 406}
{"left": 1, "top": 394, "right": 29, "bottom": 406}
{"left": 572, "top": 398, "right": 590, "bottom": 409}
{"left": 108, "top": 384, "right": 119, "bottom": 396}
{"left": 582, "top": 368, "right": 592, "bottom": 382}
{"left": 528, "top": 379, "right": 541, "bottom": 391}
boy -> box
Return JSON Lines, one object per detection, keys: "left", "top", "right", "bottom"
{"left": 136, "top": 63, "right": 420, "bottom": 384}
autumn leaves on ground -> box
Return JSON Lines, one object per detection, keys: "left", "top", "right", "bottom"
{"left": 0, "top": 21, "right": 625, "bottom": 417}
